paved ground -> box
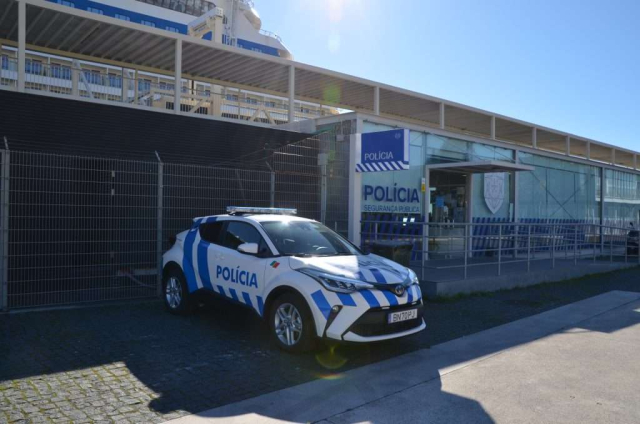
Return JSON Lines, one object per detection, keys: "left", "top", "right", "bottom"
{"left": 0, "top": 267, "right": 639, "bottom": 423}
{"left": 170, "top": 291, "right": 640, "bottom": 423}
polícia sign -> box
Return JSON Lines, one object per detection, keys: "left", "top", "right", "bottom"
{"left": 362, "top": 183, "right": 421, "bottom": 213}
{"left": 356, "top": 129, "right": 409, "bottom": 172}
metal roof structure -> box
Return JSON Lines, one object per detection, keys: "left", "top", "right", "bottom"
{"left": 425, "top": 161, "right": 535, "bottom": 174}
{"left": 0, "top": 0, "right": 638, "bottom": 171}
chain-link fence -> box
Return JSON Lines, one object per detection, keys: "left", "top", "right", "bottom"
{"left": 0, "top": 133, "right": 349, "bottom": 310}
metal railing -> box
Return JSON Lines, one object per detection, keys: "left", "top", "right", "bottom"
{"left": 259, "top": 29, "right": 283, "bottom": 43}
{"left": 0, "top": 58, "right": 336, "bottom": 123}
{"left": 361, "top": 220, "right": 639, "bottom": 280}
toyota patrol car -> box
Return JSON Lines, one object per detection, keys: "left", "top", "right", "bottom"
{"left": 162, "top": 207, "right": 425, "bottom": 352}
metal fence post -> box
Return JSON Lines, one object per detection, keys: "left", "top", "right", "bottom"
{"left": 551, "top": 224, "right": 556, "bottom": 269}
{"left": 497, "top": 224, "right": 502, "bottom": 276}
{"left": 527, "top": 224, "right": 531, "bottom": 273}
{"left": 156, "top": 152, "right": 164, "bottom": 299}
{"left": 265, "top": 162, "right": 275, "bottom": 208}
{"left": 610, "top": 228, "right": 613, "bottom": 263}
{"left": 0, "top": 143, "right": 9, "bottom": 311}
{"left": 574, "top": 225, "right": 578, "bottom": 265}
{"left": 421, "top": 222, "right": 427, "bottom": 280}
{"left": 463, "top": 224, "right": 468, "bottom": 280}
{"left": 318, "top": 153, "right": 328, "bottom": 224}
{"left": 593, "top": 225, "right": 596, "bottom": 263}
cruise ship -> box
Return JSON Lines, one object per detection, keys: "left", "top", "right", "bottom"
{"left": 1, "top": 0, "right": 337, "bottom": 123}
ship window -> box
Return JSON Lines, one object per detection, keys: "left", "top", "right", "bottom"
{"left": 141, "top": 20, "right": 156, "bottom": 28}
{"left": 166, "top": 26, "right": 180, "bottom": 33}
{"left": 25, "top": 59, "right": 43, "bottom": 75}
{"left": 108, "top": 74, "right": 122, "bottom": 88}
{"left": 265, "top": 101, "right": 276, "bottom": 108}
{"left": 87, "top": 7, "right": 103, "bottom": 15}
{"left": 51, "top": 64, "right": 71, "bottom": 80}
{"left": 56, "top": 1, "right": 75, "bottom": 7}
{"left": 138, "top": 79, "right": 152, "bottom": 92}
{"left": 115, "top": 14, "right": 130, "bottom": 21}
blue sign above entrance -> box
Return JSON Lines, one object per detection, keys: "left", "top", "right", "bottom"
{"left": 356, "top": 129, "right": 410, "bottom": 172}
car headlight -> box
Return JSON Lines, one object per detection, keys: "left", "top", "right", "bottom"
{"left": 407, "top": 268, "right": 419, "bottom": 285}
{"left": 297, "top": 268, "right": 375, "bottom": 294}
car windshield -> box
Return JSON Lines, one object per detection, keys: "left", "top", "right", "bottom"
{"left": 260, "top": 220, "right": 362, "bottom": 257}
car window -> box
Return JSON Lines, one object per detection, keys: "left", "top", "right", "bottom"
{"left": 260, "top": 221, "right": 361, "bottom": 257}
{"left": 199, "top": 222, "right": 223, "bottom": 244}
{"left": 222, "top": 221, "right": 262, "bottom": 250}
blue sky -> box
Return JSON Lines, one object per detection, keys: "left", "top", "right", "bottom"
{"left": 259, "top": 0, "right": 640, "bottom": 152}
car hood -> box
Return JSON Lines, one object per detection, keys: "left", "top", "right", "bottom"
{"left": 288, "top": 254, "right": 410, "bottom": 284}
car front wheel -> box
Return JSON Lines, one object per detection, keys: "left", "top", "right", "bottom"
{"left": 269, "top": 292, "right": 316, "bottom": 353}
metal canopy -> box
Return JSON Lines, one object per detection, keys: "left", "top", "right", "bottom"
{"left": 425, "top": 160, "right": 535, "bottom": 174}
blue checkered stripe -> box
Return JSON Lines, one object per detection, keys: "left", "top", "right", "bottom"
{"left": 181, "top": 217, "right": 265, "bottom": 317}
{"left": 355, "top": 161, "right": 409, "bottom": 172}
{"left": 310, "top": 284, "right": 422, "bottom": 320}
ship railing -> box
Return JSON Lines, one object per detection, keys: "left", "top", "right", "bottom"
{"left": 0, "top": 57, "right": 340, "bottom": 123}
{"left": 259, "top": 29, "right": 283, "bottom": 43}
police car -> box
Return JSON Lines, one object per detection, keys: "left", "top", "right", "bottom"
{"left": 162, "top": 207, "right": 425, "bottom": 352}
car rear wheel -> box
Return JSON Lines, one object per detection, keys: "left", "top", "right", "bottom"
{"left": 163, "top": 268, "right": 193, "bottom": 315}
{"left": 269, "top": 292, "right": 316, "bottom": 353}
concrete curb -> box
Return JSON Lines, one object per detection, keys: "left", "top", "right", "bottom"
{"left": 165, "top": 290, "right": 640, "bottom": 424}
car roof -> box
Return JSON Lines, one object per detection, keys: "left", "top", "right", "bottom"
{"left": 193, "top": 214, "right": 315, "bottom": 224}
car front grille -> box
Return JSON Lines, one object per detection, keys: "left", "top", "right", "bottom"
{"left": 347, "top": 302, "right": 424, "bottom": 337}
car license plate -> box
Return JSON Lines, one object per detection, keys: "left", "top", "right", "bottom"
{"left": 387, "top": 308, "right": 418, "bottom": 324}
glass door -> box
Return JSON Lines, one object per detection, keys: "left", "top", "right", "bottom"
{"left": 428, "top": 171, "right": 468, "bottom": 259}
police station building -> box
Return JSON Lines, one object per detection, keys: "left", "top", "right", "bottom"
{"left": 302, "top": 110, "right": 640, "bottom": 274}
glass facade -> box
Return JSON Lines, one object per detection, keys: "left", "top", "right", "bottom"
{"left": 604, "top": 169, "right": 640, "bottom": 226}
{"left": 517, "top": 152, "right": 601, "bottom": 223}
{"left": 361, "top": 120, "right": 639, "bottom": 227}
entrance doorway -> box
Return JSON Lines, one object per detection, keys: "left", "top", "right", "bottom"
{"left": 427, "top": 170, "right": 470, "bottom": 260}
{"left": 429, "top": 171, "right": 469, "bottom": 224}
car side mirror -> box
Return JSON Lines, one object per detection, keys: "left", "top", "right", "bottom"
{"left": 238, "top": 242, "right": 259, "bottom": 255}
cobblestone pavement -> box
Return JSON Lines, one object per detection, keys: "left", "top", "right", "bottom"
{"left": 1, "top": 267, "right": 639, "bottom": 423}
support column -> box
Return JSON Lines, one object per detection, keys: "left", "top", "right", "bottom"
{"left": 288, "top": 64, "right": 295, "bottom": 123}
{"left": 121, "top": 67, "right": 126, "bottom": 102}
{"left": 17, "top": 0, "right": 26, "bottom": 92}
{"left": 566, "top": 136, "right": 571, "bottom": 156}
{"left": 513, "top": 150, "right": 520, "bottom": 222}
{"left": 634, "top": 154, "right": 638, "bottom": 170}
{"left": 532, "top": 127, "right": 537, "bottom": 148}
{"left": 611, "top": 149, "right": 616, "bottom": 165}
{"left": 439, "top": 102, "right": 445, "bottom": 129}
{"left": 348, "top": 132, "right": 362, "bottom": 246}
{"left": 586, "top": 141, "right": 591, "bottom": 160}
{"left": 373, "top": 86, "right": 380, "bottom": 116}
{"left": 71, "top": 62, "right": 79, "bottom": 97}
{"left": 133, "top": 69, "right": 138, "bottom": 103}
{"left": 490, "top": 116, "right": 496, "bottom": 140}
{"left": 174, "top": 39, "right": 182, "bottom": 114}
{"left": 600, "top": 166, "right": 605, "bottom": 227}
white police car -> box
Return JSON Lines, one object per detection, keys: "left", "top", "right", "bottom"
{"left": 162, "top": 207, "right": 425, "bottom": 352}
